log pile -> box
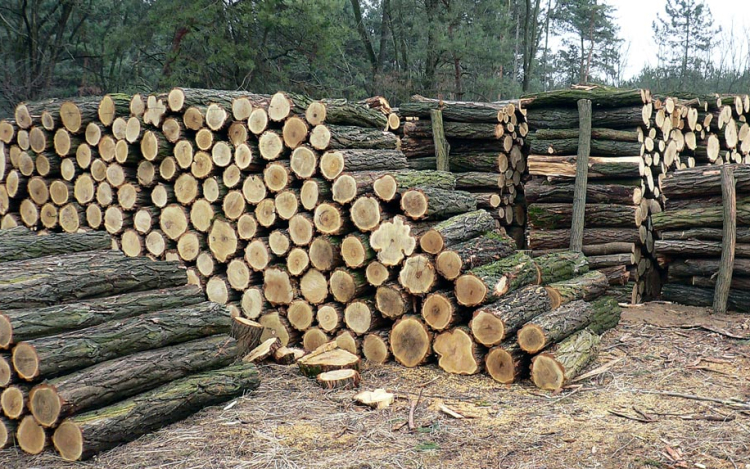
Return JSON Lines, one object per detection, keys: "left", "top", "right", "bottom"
{"left": 653, "top": 164, "right": 750, "bottom": 310}
{"left": 398, "top": 95, "right": 529, "bottom": 247}
{"left": 521, "top": 86, "right": 659, "bottom": 303}
{"left": 0, "top": 228, "right": 260, "bottom": 460}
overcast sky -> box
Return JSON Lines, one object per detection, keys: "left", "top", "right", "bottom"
{"left": 609, "top": 0, "right": 750, "bottom": 79}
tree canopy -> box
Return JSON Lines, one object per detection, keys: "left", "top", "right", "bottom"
{"left": 0, "top": 0, "right": 747, "bottom": 116}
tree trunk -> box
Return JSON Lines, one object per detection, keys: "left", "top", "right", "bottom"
{"left": 0, "top": 285, "right": 205, "bottom": 350}
{"left": 660, "top": 284, "right": 750, "bottom": 312}
{"left": 404, "top": 121, "right": 504, "bottom": 140}
{"left": 469, "top": 285, "right": 552, "bottom": 347}
{"left": 400, "top": 188, "right": 477, "bottom": 221}
{"left": 0, "top": 251, "right": 187, "bottom": 309}
{"left": 530, "top": 328, "right": 600, "bottom": 390}
{"left": 659, "top": 164, "right": 750, "bottom": 199}
{"left": 435, "top": 232, "right": 517, "bottom": 280}
{"left": 297, "top": 348, "right": 360, "bottom": 377}
{"left": 655, "top": 240, "right": 750, "bottom": 258}
{"left": 659, "top": 227, "right": 750, "bottom": 243}
{"left": 12, "top": 302, "right": 229, "bottom": 381}
{"left": 521, "top": 88, "right": 647, "bottom": 109}
{"left": 415, "top": 209, "right": 498, "bottom": 254}
{"left": 454, "top": 172, "right": 504, "bottom": 190}
{"left": 528, "top": 203, "right": 638, "bottom": 229}
{"left": 0, "top": 227, "right": 112, "bottom": 262}
{"left": 447, "top": 152, "right": 509, "bottom": 173}
{"left": 534, "top": 251, "right": 589, "bottom": 284}
{"left": 398, "top": 95, "right": 513, "bottom": 122}
{"left": 651, "top": 199, "right": 750, "bottom": 231}
{"left": 28, "top": 335, "right": 237, "bottom": 428}
{"left": 667, "top": 258, "right": 750, "bottom": 277}
{"left": 527, "top": 228, "right": 640, "bottom": 249}
{"left": 544, "top": 271, "right": 610, "bottom": 309}
{"left": 52, "top": 363, "right": 259, "bottom": 461}
{"left": 323, "top": 125, "right": 400, "bottom": 150}
{"left": 533, "top": 127, "right": 640, "bottom": 141}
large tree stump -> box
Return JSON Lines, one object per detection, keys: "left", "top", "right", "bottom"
{"left": 52, "top": 363, "right": 259, "bottom": 461}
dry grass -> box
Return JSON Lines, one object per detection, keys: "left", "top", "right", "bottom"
{"left": 2, "top": 302, "right": 750, "bottom": 469}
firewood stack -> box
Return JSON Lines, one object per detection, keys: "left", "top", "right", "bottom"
{"left": 397, "top": 95, "right": 529, "bottom": 247}
{"left": 521, "top": 86, "right": 659, "bottom": 303}
{"left": 0, "top": 227, "right": 260, "bottom": 460}
{"left": 652, "top": 165, "right": 750, "bottom": 311}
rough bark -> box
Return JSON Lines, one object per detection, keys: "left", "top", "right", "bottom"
{"left": 533, "top": 127, "right": 640, "bottom": 141}
{"left": 435, "top": 231, "right": 517, "bottom": 280}
{"left": 0, "top": 251, "right": 187, "bottom": 309}
{"left": 404, "top": 121, "right": 504, "bottom": 140}
{"left": 0, "top": 285, "right": 205, "bottom": 349}
{"left": 52, "top": 363, "right": 259, "bottom": 461}
{"left": 399, "top": 95, "right": 511, "bottom": 122}
{"left": 521, "top": 88, "right": 647, "bottom": 109}
{"left": 29, "top": 335, "right": 237, "bottom": 427}
{"left": 415, "top": 209, "right": 498, "bottom": 254}
{"left": 527, "top": 228, "right": 640, "bottom": 250}
{"left": 525, "top": 179, "right": 640, "bottom": 205}
{"left": 528, "top": 203, "right": 638, "bottom": 229}
{"left": 534, "top": 251, "right": 589, "bottom": 284}
{"left": 326, "top": 125, "right": 400, "bottom": 150}
{"left": 469, "top": 285, "right": 552, "bottom": 347}
{"left": 667, "top": 258, "right": 750, "bottom": 277}
{"left": 651, "top": 199, "right": 750, "bottom": 231}
{"left": 0, "top": 227, "right": 112, "bottom": 262}
{"left": 544, "top": 271, "right": 610, "bottom": 309}
{"left": 654, "top": 240, "right": 750, "bottom": 258}
{"left": 660, "top": 284, "right": 750, "bottom": 312}
{"left": 528, "top": 137, "right": 641, "bottom": 157}
{"left": 400, "top": 188, "right": 477, "bottom": 220}
{"left": 12, "top": 302, "right": 229, "bottom": 381}
{"left": 454, "top": 252, "right": 540, "bottom": 307}
{"left": 528, "top": 155, "right": 644, "bottom": 179}
{"left": 659, "top": 164, "right": 750, "bottom": 199}
{"left": 530, "top": 328, "right": 600, "bottom": 390}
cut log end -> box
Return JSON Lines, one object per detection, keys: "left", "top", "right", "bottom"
{"left": 390, "top": 316, "right": 431, "bottom": 367}
{"left": 298, "top": 349, "right": 360, "bottom": 378}
{"left": 0, "top": 315, "right": 11, "bottom": 349}
{"left": 29, "top": 384, "right": 61, "bottom": 427}
{"left": 53, "top": 419, "right": 83, "bottom": 461}
{"left": 469, "top": 311, "right": 505, "bottom": 347}
{"left": 530, "top": 354, "right": 566, "bottom": 391}
{"left": 419, "top": 230, "right": 444, "bottom": 255}
{"left": 370, "top": 216, "right": 416, "bottom": 266}
{"left": 422, "top": 293, "right": 455, "bottom": 331}
{"left": 373, "top": 175, "right": 397, "bottom": 202}
{"left": 485, "top": 347, "right": 520, "bottom": 384}
{"left": 432, "top": 328, "right": 482, "bottom": 375}
{"left": 12, "top": 342, "right": 39, "bottom": 380}
{"left": 316, "top": 369, "right": 361, "bottom": 390}
{"left": 400, "top": 190, "right": 428, "bottom": 219}
{"left": 15, "top": 416, "right": 44, "bottom": 457}
{"left": 436, "top": 250, "right": 462, "bottom": 280}
{"left": 302, "top": 328, "right": 330, "bottom": 352}
{"left": 399, "top": 254, "right": 436, "bottom": 295}
{"left": 362, "top": 333, "right": 390, "bottom": 364}
{"left": 366, "top": 261, "right": 390, "bottom": 287}
{"left": 243, "top": 337, "right": 282, "bottom": 363}
{"left": 454, "top": 274, "right": 487, "bottom": 307}
{"left": 517, "top": 324, "right": 547, "bottom": 354}
{"left": 1, "top": 386, "right": 25, "bottom": 419}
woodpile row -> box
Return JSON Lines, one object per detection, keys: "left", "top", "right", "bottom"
{"left": 0, "top": 88, "right": 624, "bottom": 390}
{"left": 653, "top": 165, "right": 750, "bottom": 310}
{"left": 0, "top": 227, "right": 260, "bottom": 461}
{"left": 521, "top": 86, "right": 660, "bottom": 303}
{"left": 397, "top": 94, "right": 529, "bottom": 247}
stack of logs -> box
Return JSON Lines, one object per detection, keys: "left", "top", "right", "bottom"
{"left": 397, "top": 95, "right": 529, "bottom": 247}
{"left": 521, "top": 86, "right": 661, "bottom": 303}
{"left": 0, "top": 227, "right": 260, "bottom": 460}
{"left": 653, "top": 165, "right": 750, "bottom": 310}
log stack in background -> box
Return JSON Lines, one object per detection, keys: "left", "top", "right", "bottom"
{"left": 521, "top": 86, "right": 660, "bottom": 303}
{"left": 0, "top": 227, "right": 260, "bottom": 460}
{"left": 397, "top": 95, "right": 529, "bottom": 247}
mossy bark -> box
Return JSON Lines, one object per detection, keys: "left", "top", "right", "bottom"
{"left": 0, "top": 227, "right": 112, "bottom": 262}
{"left": 544, "top": 271, "right": 610, "bottom": 308}
{"left": 534, "top": 251, "right": 589, "bottom": 284}
{"left": 528, "top": 203, "right": 638, "bottom": 229}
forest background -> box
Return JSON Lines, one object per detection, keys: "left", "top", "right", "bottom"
{"left": 0, "top": 0, "right": 747, "bottom": 116}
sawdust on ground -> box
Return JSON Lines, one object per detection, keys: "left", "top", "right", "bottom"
{"left": 2, "top": 302, "right": 749, "bottom": 469}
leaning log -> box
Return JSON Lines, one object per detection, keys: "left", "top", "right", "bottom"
{"left": 28, "top": 335, "right": 238, "bottom": 427}
{"left": 469, "top": 285, "right": 552, "bottom": 347}
{"left": 454, "top": 252, "right": 540, "bottom": 307}
{"left": 52, "top": 363, "right": 259, "bottom": 461}
{"left": 544, "top": 271, "right": 610, "bottom": 309}
{"left": 12, "top": 301, "right": 229, "bottom": 381}
{"left": 485, "top": 341, "right": 530, "bottom": 384}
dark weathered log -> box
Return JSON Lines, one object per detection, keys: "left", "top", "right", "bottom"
{"left": 531, "top": 328, "right": 600, "bottom": 390}
{"left": 544, "top": 271, "right": 610, "bottom": 309}
{"left": 469, "top": 285, "right": 552, "bottom": 347}
{"left": 404, "top": 121, "right": 504, "bottom": 140}
{"left": 529, "top": 137, "right": 642, "bottom": 157}
{"left": 448, "top": 152, "right": 508, "bottom": 173}
{"left": 12, "top": 302, "right": 229, "bottom": 381}
{"left": 326, "top": 125, "right": 400, "bottom": 150}
{"left": 0, "top": 251, "right": 187, "bottom": 309}
{"left": 651, "top": 199, "right": 750, "bottom": 231}
{"left": 668, "top": 274, "right": 750, "bottom": 290}
{"left": 585, "top": 253, "right": 634, "bottom": 269}
{"left": 534, "top": 251, "right": 589, "bottom": 284}
{"left": 527, "top": 228, "right": 640, "bottom": 250}
{"left": 310, "top": 99, "right": 389, "bottom": 128}
{"left": 659, "top": 164, "right": 750, "bottom": 199}
{"left": 521, "top": 88, "right": 647, "bottom": 109}
{"left": 52, "top": 363, "right": 259, "bottom": 461}
{"left": 517, "top": 297, "right": 620, "bottom": 353}
{"left": 655, "top": 240, "right": 750, "bottom": 258}
{"left": 0, "top": 285, "right": 205, "bottom": 349}
{"left": 526, "top": 106, "right": 647, "bottom": 129}
{"left": 661, "top": 284, "right": 750, "bottom": 312}
{"left": 28, "top": 335, "right": 237, "bottom": 427}
{"left": 524, "top": 179, "right": 640, "bottom": 205}
{"left": 533, "top": 128, "right": 640, "bottom": 141}
{"left": 399, "top": 95, "right": 511, "bottom": 122}
{"left": 667, "top": 258, "right": 750, "bottom": 277}
{"left": 528, "top": 203, "right": 638, "bottom": 229}
{"left": 454, "top": 172, "right": 504, "bottom": 190}
{"left": 0, "top": 227, "right": 112, "bottom": 262}
{"left": 659, "top": 227, "right": 750, "bottom": 243}
{"left": 528, "top": 155, "right": 644, "bottom": 179}
{"left": 455, "top": 252, "right": 540, "bottom": 307}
